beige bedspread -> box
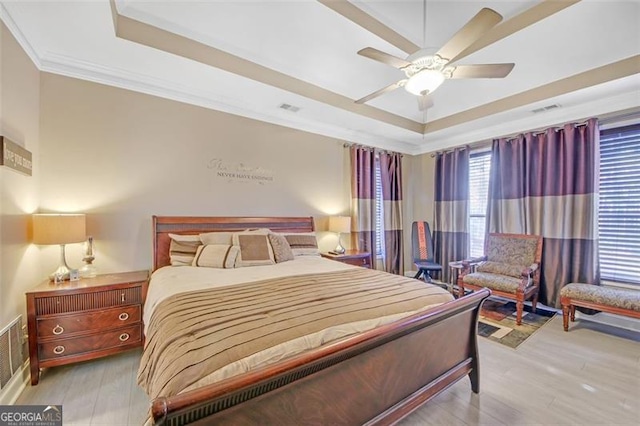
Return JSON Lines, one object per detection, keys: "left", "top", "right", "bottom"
{"left": 138, "top": 266, "right": 453, "bottom": 399}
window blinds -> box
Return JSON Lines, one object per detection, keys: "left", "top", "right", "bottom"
{"left": 599, "top": 124, "right": 640, "bottom": 284}
{"left": 469, "top": 151, "right": 491, "bottom": 258}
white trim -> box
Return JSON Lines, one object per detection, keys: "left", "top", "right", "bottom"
{"left": 0, "top": 361, "right": 29, "bottom": 405}
{"left": 37, "top": 52, "right": 417, "bottom": 155}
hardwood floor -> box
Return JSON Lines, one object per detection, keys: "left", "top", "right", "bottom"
{"left": 17, "top": 316, "right": 639, "bottom": 425}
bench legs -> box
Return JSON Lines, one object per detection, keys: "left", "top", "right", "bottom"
{"left": 562, "top": 304, "right": 571, "bottom": 331}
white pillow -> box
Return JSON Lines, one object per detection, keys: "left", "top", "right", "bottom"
{"left": 192, "top": 244, "right": 239, "bottom": 268}
{"left": 168, "top": 233, "right": 201, "bottom": 266}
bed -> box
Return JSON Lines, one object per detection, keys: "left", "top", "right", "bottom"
{"left": 144, "top": 216, "right": 490, "bottom": 425}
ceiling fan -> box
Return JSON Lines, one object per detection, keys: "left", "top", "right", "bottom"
{"left": 355, "top": 6, "right": 515, "bottom": 111}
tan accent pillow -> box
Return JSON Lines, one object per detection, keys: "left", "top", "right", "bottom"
{"left": 199, "top": 232, "right": 234, "bottom": 245}
{"left": 168, "top": 234, "right": 201, "bottom": 266}
{"left": 192, "top": 244, "right": 239, "bottom": 268}
{"left": 268, "top": 233, "right": 294, "bottom": 263}
{"left": 232, "top": 231, "right": 275, "bottom": 267}
{"left": 477, "top": 261, "right": 524, "bottom": 279}
{"left": 282, "top": 232, "right": 319, "bottom": 256}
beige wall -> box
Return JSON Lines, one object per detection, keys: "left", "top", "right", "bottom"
{"left": 0, "top": 23, "right": 41, "bottom": 326}
{"left": 402, "top": 154, "right": 436, "bottom": 273}
{"left": 37, "top": 73, "right": 352, "bottom": 274}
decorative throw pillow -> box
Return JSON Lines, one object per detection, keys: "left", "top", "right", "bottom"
{"left": 232, "top": 231, "right": 276, "bottom": 267}
{"left": 168, "top": 233, "right": 202, "bottom": 266}
{"left": 268, "top": 233, "right": 295, "bottom": 263}
{"left": 192, "top": 244, "right": 239, "bottom": 268}
{"left": 282, "top": 232, "right": 320, "bottom": 256}
{"left": 199, "top": 232, "right": 234, "bottom": 245}
{"left": 477, "top": 261, "right": 525, "bottom": 279}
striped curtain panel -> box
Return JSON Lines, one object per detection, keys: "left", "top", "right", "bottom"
{"left": 433, "top": 148, "right": 470, "bottom": 283}
{"left": 487, "top": 118, "right": 600, "bottom": 308}
{"left": 379, "top": 151, "right": 404, "bottom": 275}
{"left": 350, "top": 146, "right": 377, "bottom": 258}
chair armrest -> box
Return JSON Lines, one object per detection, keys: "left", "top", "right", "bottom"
{"left": 520, "top": 263, "right": 539, "bottom": 278}
{"left": 461, "top": 256, "right": 487, "bottom": 274}
{"left": 461, "top": 256, "right": 487, "bottom": 268}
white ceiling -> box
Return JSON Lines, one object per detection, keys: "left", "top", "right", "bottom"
{"left": 1, "top": 0, "right": 639, "bottom": 154}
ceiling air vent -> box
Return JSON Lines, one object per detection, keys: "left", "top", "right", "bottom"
{"left": 279, "top": 103, "right": 300, "bottom": 113}
{"left": 531, "top": 104, "right": 561, "bottom": 113}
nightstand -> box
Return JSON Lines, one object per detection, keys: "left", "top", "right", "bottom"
{"left": 26, "top": 270, "right": 149, "bottom": 385}
{"left": 321, "top": 250, "right": 372, "bottom": 268}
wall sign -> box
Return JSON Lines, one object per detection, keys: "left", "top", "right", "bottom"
{"left": 208, "top": 158, "right": 274, "bottom": 185}
{"left": 1, "top": 136, "right": 32, "bottom": 176}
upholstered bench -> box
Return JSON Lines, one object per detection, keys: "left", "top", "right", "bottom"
{"left": 560, "top": 283, "right": 640, "bottom": 331}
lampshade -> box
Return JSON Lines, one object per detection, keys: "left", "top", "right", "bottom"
{"left": 329, "top": 216, "right": 351, "bottom": 234}
{"left": 404, "top": 69, "right": 445, "bottom": 96}
{"left": 33, "top": 214, "right": 86, "bottom": 245}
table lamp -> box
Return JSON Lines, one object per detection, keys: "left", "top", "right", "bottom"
{"left": 33, "top": 213, "right": 86, "bottom": 281}
{"left": 328, "top": 216, "right": 351, "bottom": 254}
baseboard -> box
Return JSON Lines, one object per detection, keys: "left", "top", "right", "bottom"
{"left": 0, "top": 361, "right": 29, "bottom": 405}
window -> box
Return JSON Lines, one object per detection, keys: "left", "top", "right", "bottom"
{"left": 468, "top": 151, "right": 491, "bottom": 258}
{"left": 374, "top": 157, "right": 385, "bottom": 256}
{"left": 598, "top": 124, "right": 640, "bottom": 285}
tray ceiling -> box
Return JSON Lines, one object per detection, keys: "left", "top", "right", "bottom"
{"left": 1, "top": 0, "right": 639, "bottom": 154}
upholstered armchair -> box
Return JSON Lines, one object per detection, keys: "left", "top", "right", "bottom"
{"left": 457, "top": 233, "right": 543, "bottom": 325}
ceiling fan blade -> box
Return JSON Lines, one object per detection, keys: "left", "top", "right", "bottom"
{"left": 317, "top": 0, "right": 419, "bottom": 54}
{"left": 358, "top": 47, "right": 412, "bottom": 69}
{"left": 449, "top": 63, "right": 515, "bottom": 79}
{"left": 453, "top": 0, "right": 582, "bottom": 63}
{"left": 355, "top": 81, "right": 403, "bottom": 104}
{"left": 418, "top": 95, "right": 434, "bottom": 111}
{"left": 436, "top": 8, "right": 502, "bottom": 64}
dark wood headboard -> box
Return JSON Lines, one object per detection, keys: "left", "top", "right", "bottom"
{"left": 152, "top": 216, "right": 315, "bottom": 271}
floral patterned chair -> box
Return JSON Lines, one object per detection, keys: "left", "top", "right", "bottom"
{"left": 457, "top": 233, "right": 543, "bottom": 325}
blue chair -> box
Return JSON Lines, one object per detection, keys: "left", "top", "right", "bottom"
{"left": 412, "top": 221, "right": 442, "bottom": 283}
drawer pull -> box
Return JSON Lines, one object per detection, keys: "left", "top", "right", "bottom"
{"left": 119, "top": 333, "right": 130, "bottom": 342}
{"left": 118, "top": 312, "right": 129, "bottom": 321}
{"left": 52, "top": 325, "right": 64, "bottom": 335}
{"left": 121, "top": 293, "right": 125, "bottom": 303}
{"left": 53, "top": 345, "right": 65, "bottom": 355}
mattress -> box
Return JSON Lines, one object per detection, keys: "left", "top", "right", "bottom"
{"left": 139, "top": 257, "right": 454, "bottom": 398}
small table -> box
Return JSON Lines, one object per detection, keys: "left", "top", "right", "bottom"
{"left": 448, "top": 261, "right": 465, "bottom": 295}
{"left": 321, "top": 250, "right": 372, "bottom": 268}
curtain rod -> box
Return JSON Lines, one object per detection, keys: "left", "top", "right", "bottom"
{"left": 343, "top": 143, "right": 403, "bottom": 157}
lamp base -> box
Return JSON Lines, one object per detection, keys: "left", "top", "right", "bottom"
{"left": 49, "top": 265, "right": 71, "bottom": 283}
{"left": 49, "top": 244, "right": 72, "bottom": 283}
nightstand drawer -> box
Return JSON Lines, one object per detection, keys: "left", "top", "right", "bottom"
{"left": 342, "top": 257, "right": 371, "bottom": 268}
{"left": 37, "top": 305, "right": 141, "bottom": 338}
{"left": 35, "top": 286, "right": 142, "bottom": 315}
{"left": 38, "top": 324, "right": 142, "bottom": 361}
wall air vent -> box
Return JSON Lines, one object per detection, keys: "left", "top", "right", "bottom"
{"left": 531, "top": 104, "right": 561, "bottom": 113}
{"left": 0, "top": 316, "right": 26, "bottom": 390}
{"left": 279, "top": 103, "right": 301, "bottom": 113}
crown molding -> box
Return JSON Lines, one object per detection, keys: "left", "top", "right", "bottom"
{"left": 37, "top": 52, "right": 418, "bottom": 155}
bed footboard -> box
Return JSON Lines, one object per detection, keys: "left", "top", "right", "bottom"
{"left": 150, "top": 288, "right": 490, "bottom": 426}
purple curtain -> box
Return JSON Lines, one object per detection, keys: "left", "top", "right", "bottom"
{"left": 350, "top": 146, "right": 377, "bottom": 257}
{"left": 487, "top": 118, "right": 600, "bottom": 307}
{"left": 434, "top": 148, "right": 470, "bottom": 282}
{"left": 379, "top": 151, "right": 404, "bottom": 275}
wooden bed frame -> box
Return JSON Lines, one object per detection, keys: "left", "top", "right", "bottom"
{"left": 149, "top": 216, "right": 490, "bottom": 425}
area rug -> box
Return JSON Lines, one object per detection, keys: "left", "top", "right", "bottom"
{"left": 478, "top": 299, "right": 556, "bottom": 349}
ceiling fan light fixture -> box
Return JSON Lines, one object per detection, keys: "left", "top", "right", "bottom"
{"left": 404, "top": 69, "right": 445, "bottom": 96}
